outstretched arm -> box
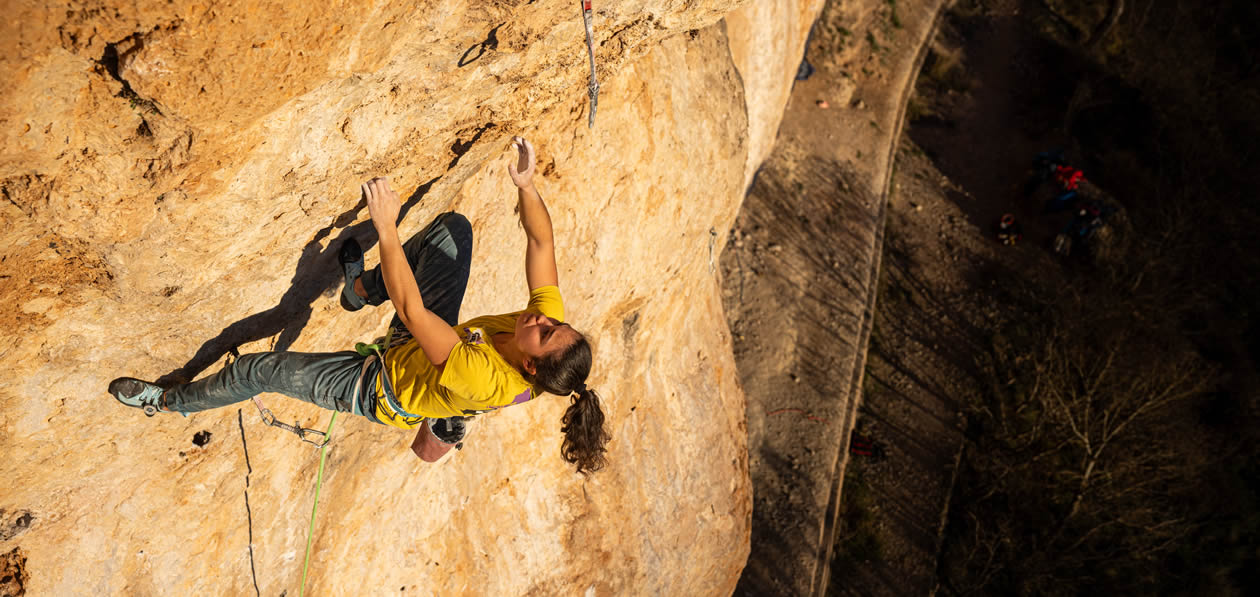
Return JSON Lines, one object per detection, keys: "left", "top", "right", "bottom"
{"left": 363, "top": 177, "right": 460, "bottom": 369}
{"left": 507, "top": 137, "right": 559, "bottom": 290}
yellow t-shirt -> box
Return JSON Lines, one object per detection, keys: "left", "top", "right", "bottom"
{"left": 373, "top": 285, "right": 566, "bottom": 429}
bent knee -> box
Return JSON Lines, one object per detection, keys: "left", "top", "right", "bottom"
{"left": 438, "top": 212, "right": 473, "bottom": 245}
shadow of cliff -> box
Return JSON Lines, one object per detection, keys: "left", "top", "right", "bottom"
{"left": 156, "top": 177, "right": 440, "bottom": 387}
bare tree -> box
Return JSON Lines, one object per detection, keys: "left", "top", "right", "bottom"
{"left": 942, "top": 281, "right": 1216, "bottom": 595}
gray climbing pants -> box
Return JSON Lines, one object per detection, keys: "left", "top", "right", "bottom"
{"left": 164, "top": 212, "right": 474, "bottom": 422}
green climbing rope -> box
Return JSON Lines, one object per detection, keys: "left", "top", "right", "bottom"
{"left": 299, "top": 412, "right": 337, "bottom": 597}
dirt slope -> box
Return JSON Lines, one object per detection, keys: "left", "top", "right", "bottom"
{"left": 722, "top": 0, "right": 954, "bottom": 594}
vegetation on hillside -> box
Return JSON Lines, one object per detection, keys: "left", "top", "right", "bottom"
{"left": 934, "top": 1, "right": 1260, "bottom": 594}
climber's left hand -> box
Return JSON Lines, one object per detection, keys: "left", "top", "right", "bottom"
{"left": 363, "top": 177, "right": 401, "bottom": 233}
{"left": 507, "top": 136, "right": 536, "bottom": 189}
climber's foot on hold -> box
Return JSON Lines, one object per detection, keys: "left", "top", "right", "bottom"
{"left": 109, "top": 377, "right": 171, "bottom": 417}
{"left": 340, "top": 238, "right": 367, "bottom": 312}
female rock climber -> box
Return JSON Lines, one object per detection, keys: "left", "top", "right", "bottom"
{"left": 109, "top": 136, "right": 611, "bottom": 474}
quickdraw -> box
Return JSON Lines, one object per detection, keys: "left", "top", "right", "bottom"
{"left": 251, "top": 396, "right": 333, "bottom": 447}
{"left": 580, "top": 1, "right": 599, "bottom": 128}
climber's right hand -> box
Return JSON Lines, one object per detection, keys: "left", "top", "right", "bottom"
{"left": 363, "top": 177, "right": 401, "bottom": 233}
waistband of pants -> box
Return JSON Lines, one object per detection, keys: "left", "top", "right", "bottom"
{"left": 356, "top": 355, "right": 383, "bottom": 424}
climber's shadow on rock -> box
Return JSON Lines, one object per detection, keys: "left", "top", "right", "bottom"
{"left": 155, "top": 177, "right": 440, "bottom": 388}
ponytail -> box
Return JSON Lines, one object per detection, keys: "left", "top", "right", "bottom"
{"left": 561, "top": 386, "right": 610, "bottom": 475}
{"left": 530, "top": 331, "right": 611, "bottom": 474}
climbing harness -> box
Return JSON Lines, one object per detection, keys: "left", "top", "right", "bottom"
{"left": 580, "top": 1, "right": 599, "bottom": 128}
{"left": 355, "top": 326, "right": 427, "bottom": 426}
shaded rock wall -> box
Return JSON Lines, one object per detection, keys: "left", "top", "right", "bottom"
{"left": 0, "top": 0, "right": 819, "bottom": 594}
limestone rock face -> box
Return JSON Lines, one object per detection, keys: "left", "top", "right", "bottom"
{"left": 0, "top": 0, "right": 820, "bottom": 594}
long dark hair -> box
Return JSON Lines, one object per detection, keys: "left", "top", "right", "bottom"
{"left": 531, "top": 333, "right": 610, "bottom": 475}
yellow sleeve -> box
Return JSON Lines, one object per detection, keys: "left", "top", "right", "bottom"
{"left": 438, "top": 342, "right": 511, "bottom": 413}
{"left": 527, "top": 285, "right": 565, "bottom": 323}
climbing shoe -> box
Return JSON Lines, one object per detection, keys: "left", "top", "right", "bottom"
{"left": 109, "top": 377, "right": 169, "bottom": 417}
{"left": 339, "top": 238, "right": 366, "bottom": 311}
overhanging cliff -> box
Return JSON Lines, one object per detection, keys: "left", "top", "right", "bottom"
{"left": 0, "top": 0, "right": 827, "bottom": 594}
